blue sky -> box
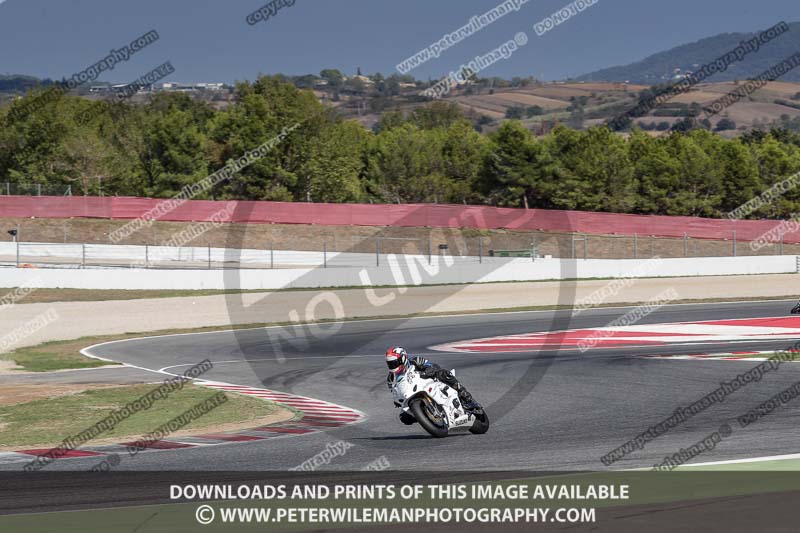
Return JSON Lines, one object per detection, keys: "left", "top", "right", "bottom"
{"left": 0, "top": 0, "right": 797, "bottom": 83}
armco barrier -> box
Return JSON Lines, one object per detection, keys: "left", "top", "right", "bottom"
{"left": 1, "top": 195, "right": 798, "bottom": 243}
{"left": 0, "top": 256, "right": 795, "bottom": 290}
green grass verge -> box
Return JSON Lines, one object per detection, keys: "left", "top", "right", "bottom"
{"left": 6, "top": 288, "right": 259, "bottom": 305}
{"left": 679, "top": 458, "right": 800, "bottom": 471}
{"left": 1, "top": 338, "right": 122, "bottom": 372}
{"left": 0, "top": 383, "right": 290, "bottom": 449}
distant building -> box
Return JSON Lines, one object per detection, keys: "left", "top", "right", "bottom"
{"left": 352, "top": 75, "right": 374, "bottom": 85}
{"left": 196, "top": 82, "right": 225, "bottom": 90}
{"left": 159, "top": 82, "right": 225, "bottom": 91}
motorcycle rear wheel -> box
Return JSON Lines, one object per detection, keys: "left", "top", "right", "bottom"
{"left": 409, "top": 398, "right": 449, "bottom": 438}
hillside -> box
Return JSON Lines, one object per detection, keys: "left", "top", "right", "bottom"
{"left": 577, "top": 21, "right": 800, "bottom": 84}
{"left": 3, "top": 72, "right": 800, "bottom": 137}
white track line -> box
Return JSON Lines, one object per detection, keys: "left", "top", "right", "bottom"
{"left": 680, "top": 453, "right": 800, "bottom": 467}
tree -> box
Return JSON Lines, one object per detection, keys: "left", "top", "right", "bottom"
{"left": 304, "top": 120, "right": 368, "bottom": 202}
{"left": 543, "top": 126, "right": 635, "bottom": 212}
{"left": 628, "top": 130, "right": 679, "bottom": 214}
{"left": 715, "top": 118, "right": 737, "bottom": 131}
{"left": 385, "top": 75, "right": 402, "bottom": 96}
{"left": 209, "top": 75, "right": 330, "bottom": 201}
{"left": 291, "top": 74, "right": 318, "bottom": 89}
{"left": 141, "top": 106, "right": 210, "bottom": 197}
{"left": 480, "top": 121, "right": 543, "bottom": 207}
{"left": 505, "top": 106, "right": 525, "bottom": 120}
{"left": 475, "top": 114, "right": 494, "bottom": 132}
{"left": 374, "top": 111, "right": 406, "bottom": 133}
{"left": 718, "top": 139, "right": 760, "bottom": 216}
{"left": 441, "top": 121, "right": 487, "bottom": 203}
{"left": 0, "top": 89, "right": 80, "bottom": 190}
{"left": 319, "top": 69, "right": 344, "bottom": 89}
{"left": 671, "top": 117, "right": 696, "bottom": 133}
{"left": 371, "top": 73, "right": 386, "bottom": 93}
{"left": 344, "top": 77, "right": 366, "bottom": 95}
{"left": 566, "top": 107, "right": 585, "bottom": 130}
{"left": 366, "top": 123, "right": 450, "bottom": 203}
{"left": 751, "top": 134, "right": 800, "bottom": 218}
{"left": 410, "top": 102, "right": 465, "bottom": 130}
{"left": 525, "top": 106, "right": 544, "bottom": 117}
{"left": 661, "top": 131, "right": 724, "bottom": 217}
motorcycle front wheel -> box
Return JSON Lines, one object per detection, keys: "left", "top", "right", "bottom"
{"left": 469, "top": 409, "right": 490, "bottom": 434}
{"left": 409, "top": 398, "right": 449, "bottom": 438}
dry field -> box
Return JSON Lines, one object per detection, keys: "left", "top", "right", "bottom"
{"left": 722, "top": 101, "right": 800, "bottom": 123}
{"left": 478, "top": 92, "right": 567, "bottom": 108}
{"left": 558, "top": 82, "right": 649, "bottom": 92}
{"left": 520, "top": 86, "right": 592, "bottom": 99}
{"left": 666, "top": 91, "right": 722, "bottom": 104}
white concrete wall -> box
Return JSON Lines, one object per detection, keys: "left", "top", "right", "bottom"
{"left": 2, "top": 242, "right": 492, "bottom": 268}
{"left": 0, "top": 255, "right": 796, "bottom": 290}
{"left": 2, "top": 242, "right": 373, "bottom": 267}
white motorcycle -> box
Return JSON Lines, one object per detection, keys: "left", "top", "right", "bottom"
{"left": 390, "top": 366, "right": 489, "bottom": 438}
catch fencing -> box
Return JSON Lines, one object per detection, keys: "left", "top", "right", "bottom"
{"left": 1, "top": 230, "right": 798, "bottom": 271}
{"left": 0, "top": 183, "right": 72, "bottom": 196}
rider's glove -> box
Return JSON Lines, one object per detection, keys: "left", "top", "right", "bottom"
{"left": 411, "top": 356, "right": 427, "bottom": 369}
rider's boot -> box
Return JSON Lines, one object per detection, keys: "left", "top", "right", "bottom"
{"left": 399, "top": 411, "right": 416, "bottom": 425}
{"left": 458, "top": 388, "right": 482, "bottom": 412}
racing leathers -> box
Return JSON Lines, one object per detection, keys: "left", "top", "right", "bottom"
{"left": 387, "top": 355, "right": 480, "bottom": 417}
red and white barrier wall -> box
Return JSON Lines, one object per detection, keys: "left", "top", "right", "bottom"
{"left": 1, "top": 195, "right": 797, "bottom": 243}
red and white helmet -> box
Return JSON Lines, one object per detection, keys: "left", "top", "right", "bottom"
{"left": 385, "top": 346, "right": 408, "bottom": 374}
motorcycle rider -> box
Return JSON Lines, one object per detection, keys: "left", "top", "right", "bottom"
{"left": 385, "top": 346, "right": 481, "bottom": 422}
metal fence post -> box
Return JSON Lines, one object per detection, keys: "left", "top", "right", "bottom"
{"left": 5, "top": 183, "right": 9, "bottom": 196}
{"left": 81, "top": 243, "right": 86, "bottom": 269}
{"left": 15, "top": 239, "right": 19, "bottom": 268}
{"left": 323, "top": 242, "right": 327, "bottom": 268}
{"left": 571, "top": 236, "right": 576, "bottom": 259}
{"left": 270, "top": 242, "right": 274, "bottom": 269}
{"left": 37, "top": 183, "right": 42, "bottom": 196}
{"left": 780, "top": 228, "right": 784, "bottom": 256}
{"left": 478, "top": 238, "right": 483, "bottom": 264}
{"left": 376, "top": 239, "right": 381, "bottom": 267}
{"left": 145, "top": 244, "right": 149, "bottom": 269}
{"left": 583, "top": 236, "right": 587, "bottom": 260}
{"left": 427, "top": 239, "right": 432, "bottom": 265}
{"left": 683, "top": 232, "right": 688, "bottom": 257}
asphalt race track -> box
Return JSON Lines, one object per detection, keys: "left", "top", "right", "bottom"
{"left": 10, "top": 300, "right": 800, "bottom": 472}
